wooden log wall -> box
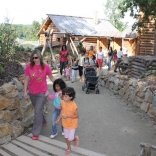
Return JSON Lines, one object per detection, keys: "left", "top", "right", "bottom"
{"left": 111, "top": 38, "right": 122, "bottom": 51}
{"left": 128, "top": 56, "right": 156, "bottom": 78}
{"left": 137, "top": 18, "right": 155, "bottom": 55}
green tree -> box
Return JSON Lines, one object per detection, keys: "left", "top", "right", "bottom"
{"left": 118, "top": 0, "right": 156, "bottom": 55}
{"left": 104, "top": 0, "right": 128, "bottom": 31}
{"left": 30, "top": 20, "right": 41, "bottom": 40}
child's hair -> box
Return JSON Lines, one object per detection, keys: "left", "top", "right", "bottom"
{"left": 62, "top": 87, "right": 75, "bottom": 100}
{"left": 66, "top": 64, "right": 70, "bottom": 68}
{"left": 53, "top": 78, "right": 67, "bottom": 92}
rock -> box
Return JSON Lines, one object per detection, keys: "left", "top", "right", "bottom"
{"left": 11, "top": 78, "right": 23, "bottom": 92}
{"left": 147, "top": 105, "right": 156, "bottom": 119}
{"left": 138, "top": 81, "right": 148, "bottom": 91}
{"left": 123, "top": 84, "right": 129, "bottom": 90}
{"left": 10, "top": 109, "right": 21, "bottom": 121}
{"left": 145, "top": 89, "right": 153, "bottom": 103}
{"left": 114, "top": 78, "right": 119, "bottom": 86}
{"left": 18, "top": 92, "right": 24, "bottom": 99}
{"left": 113, "top": 84, "right": 119, "bottom": 91}
{"left": 129, "top": 86, "right": 135, "bottom": 90}
{"left": 0, "top": 123, "right": 11, "bottom": 137}
{"left": 109, "top": 76, "right": 114, "bottom": 82}
{"left": 0, "top": 110, "right": 11, "bottom": 122}
{"left": 0, "top": 82, "right": 16, "bottom": 95}
{"left": 132, "top": 79, "right": 138, "bottom": 88}
{"left": 128, "top": 79, "right": 136, "bottom": 86}
{"left": 0, "top": 95, "right": 11, "bottom": 111}
{"left": 140, "top": 102, "right": 150, "bottom": 113}
{"left": 4, "top": 89, "right": 18, "bottom": 98}
{"left": 0, "top": 135, "right": 11, "bottom": 145}
{"left": 128, "top": 91, "right": 136, "bottom": 102}
{"left": 20, "top": 99, "right": 33, "bottom": 118}
{"left": 133, "top": 101, "right": 141, "bottom": 107}
{"left": 18, "top": 75, "right": 25, "bottom": 84}
{"left": 109, "top": 83, "right": 114, "bottom": 90}
{"left": 7, "top": 97, "right": 20, "bottom": 110}
{"left": 105, "top": 81, "right": 109, "bottom": 89}
{"left": 118, "top": 80, "right": 124, "bottom": 87}
{"left": 123, "top": 93, "right": 129, "bottom": 100}
{"left": 152, "top": 95, "right": 156, "bottom": 106}
{"left": 21, "top": 109, "right": 34, "bottom": 128}
{"left": 11, "top": 120, "right": 24, "bottom": 138}
{"left": 135, "top": 96, "right": 144, "bottom": 103}
{"left": 119, "top": 88, "right": 125, "bottom": 96}
{"left": 137, "top": 91, "right": 146, "bottom": 98}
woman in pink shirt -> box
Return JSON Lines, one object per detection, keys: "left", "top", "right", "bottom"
{"left": 24, "top": 49, "right": 55, "bottom": 140}
{"left": 59, "top": 45, "right": 69, "bottom": 76}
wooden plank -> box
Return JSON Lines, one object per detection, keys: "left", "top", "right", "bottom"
{"left": 12, "top": 140, "right": 50, "bottom": 156}
{"left": 27, "top": 134, "right": 107, "bottom": 156}
{"left": 0, "top": 149, "right": 11, "bottom": 156}
{"left": 17, "top": 135, "right": 78, "bottom": 156}
{"left": 1, "top": 143, "right": 34, "bottom": 156}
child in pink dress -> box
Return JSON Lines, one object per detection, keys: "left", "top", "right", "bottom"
{"left": 65, "top": 64, "right": 70, "bottom": 81}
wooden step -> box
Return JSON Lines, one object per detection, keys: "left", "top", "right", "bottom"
{"left": 0, "top": 149, "right": 11, "bottom": 156}
{"left": 17, "top": 135, "right": 78, "bottom": 156}
{"left": 0, "top": 134, "right": 107, "bottom": 156}
{"left": 1, "top": 143, "right": 34, "bottom": 156}
{"left": 12, "top": 140, "right": 50, "bottom": 156}
{"left": 28, "top": 134, "right": 107, "bottom": 156}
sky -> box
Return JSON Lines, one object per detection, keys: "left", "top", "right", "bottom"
{"left": 0, "top": 0, "right": 135, "bottom": 25}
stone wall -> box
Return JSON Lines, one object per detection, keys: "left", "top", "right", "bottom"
{"left": 0, "top": 76, "right": 34, "bottom": 144}
{"left": 99, "top": 72, "right": 156, "bottom": 120}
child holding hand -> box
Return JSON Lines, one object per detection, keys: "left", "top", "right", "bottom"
{"left": 56, "top": 87, "right": 79, "bottom": 155}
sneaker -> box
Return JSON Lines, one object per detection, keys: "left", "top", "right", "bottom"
{"left": 114, "top": 70, "right": 117, "bottom": 72}
{"left": 50, "top": 133, "right": 58, "bottom": 139}
{"left": 32, "top": 136, "right": 39, "bottom": 140}
{"left": 62, "top": 132, "right": 64, "bottom": 136}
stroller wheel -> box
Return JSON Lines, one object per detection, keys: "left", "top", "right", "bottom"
{"left": 86, "top": 90, "right": 89, "bottom": 94}
{"left": 96, "top": 89, "right": 100, "bottom": 94}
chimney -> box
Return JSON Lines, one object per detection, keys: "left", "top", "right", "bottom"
{"left": 93, "top": 11, "right": 98, "bottom": 25}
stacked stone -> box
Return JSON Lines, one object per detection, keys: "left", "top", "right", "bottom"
{"left": 99, "top": 72, "right": 156, "bottom": 120}
{"left": 0, "top": 77, "right": 34, "bottom": 144}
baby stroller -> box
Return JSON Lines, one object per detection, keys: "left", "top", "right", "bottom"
{"left": 82, "top": 67, "right": 100, "bottom": 94}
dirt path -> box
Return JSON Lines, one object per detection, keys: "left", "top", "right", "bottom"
{"left": 41, "top": 71, "right": 156, "bottom": 156}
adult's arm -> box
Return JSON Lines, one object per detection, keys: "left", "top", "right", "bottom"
{"left": 48, "top": 75, "right": 55, "bottom": 83}
{"left": 24, "top": 76, "right": 30, "bottom": 100}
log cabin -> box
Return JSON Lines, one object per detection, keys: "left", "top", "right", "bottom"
{"left": 136, "top": 11, "right": 156, "bottom": 56}
{"left": 37, "top": 14, "right": 137, "bottom": 55}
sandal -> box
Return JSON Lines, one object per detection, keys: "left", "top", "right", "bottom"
{"left": 74, "top": 136, "right": 79, "bottom": 147}
{"left": 65, "top": 149, "right": 71, "bottom": 155}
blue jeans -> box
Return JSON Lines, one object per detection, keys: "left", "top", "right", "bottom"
{"left": 107, "top": 58, "right": 112, "bottom": 71}
{"left": 52, "top": 108, "right": 64, "bottom": 134}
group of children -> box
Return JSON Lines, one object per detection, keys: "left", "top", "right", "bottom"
{"left": 46, "top": 78, "right": 79, "bottom": 155}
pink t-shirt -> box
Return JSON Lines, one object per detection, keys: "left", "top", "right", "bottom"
{"left": 65, "top": 68, "right": 70, "bottom": 76}
{"left": 59, "top": 50, "right": 69, "bottom": 62}
{"left": 25, "top": 63, "right": 52, "bottom": 94}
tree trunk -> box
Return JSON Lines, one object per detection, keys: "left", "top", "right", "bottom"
{"left": 154, "top": 21, "right": 156, "bottom": 56}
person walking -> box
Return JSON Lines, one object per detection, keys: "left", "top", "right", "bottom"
{"left": 96, "top": 47, "right": 104, "bottom": 73}
{"left": 88, "top": 45, "right": 95, "bottom": 59}
{"left": 56, "top": 87, "right": 79, "bottom": 155}
{"left": 59, "top": 44, "right": 69, "bottom": 77}
{"left": 78, "top": 50, "right": 85, "bottom": 82}
{"left": 114, "top": 47, "right": 124, "bottom": 72}
{"left": 46, "top": 78, "right": 66, "bottom": 138}
{"left": 24, "top": 49, "right": 55, "bottom": 140}
{"left": 71, "top": 55, "right": 79, "bottom": 83}
{"left": 107, "top": 46, "right": 113, "bottom": 71}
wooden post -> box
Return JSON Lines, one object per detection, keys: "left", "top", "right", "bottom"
{"left": 97, "top": 37, "right": 100, "bottom": 51}
{"left": 70, "top": 37, "right": 79, "bottom": 56}
{"left": 154, "top": 22, "right": 156, "bottom": 56}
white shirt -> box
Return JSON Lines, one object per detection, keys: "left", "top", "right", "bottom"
{"left": 96, "top": 51, "right": 104, "bottom": 59}
{"left": 117, "top": 51, "right": 123, "bottom": 58}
